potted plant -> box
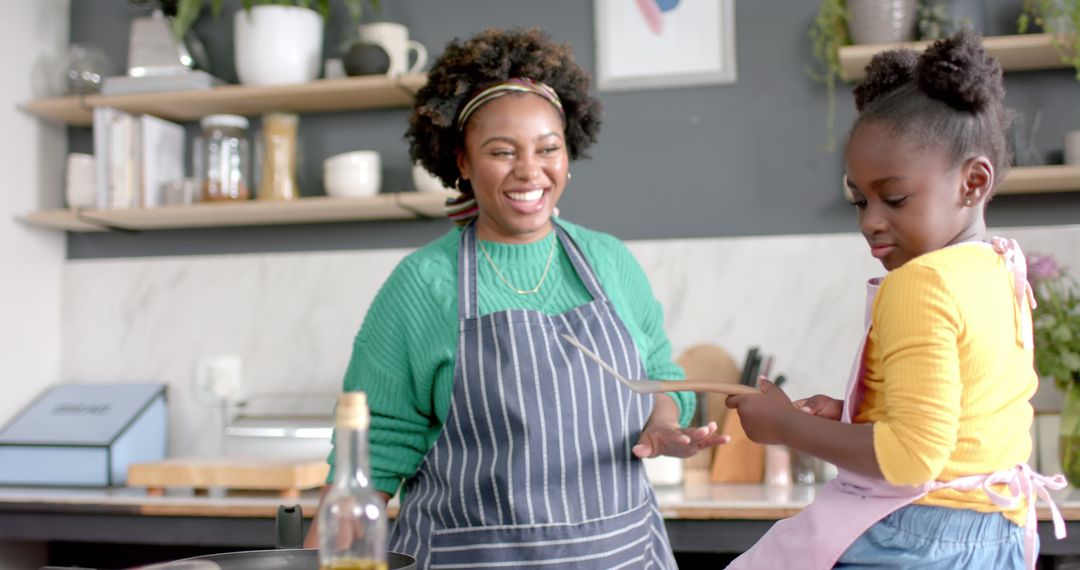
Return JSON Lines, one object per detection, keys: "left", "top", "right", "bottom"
{"left": 846, "top": 0, "right": 919, "bottom": 45}
{"left": 1019, "top": 0, "right": 1080, "bottom": 79}
{"left": 1028, "top": 254, "right": 1080, "bottom": 484}
{"left": 172, "top": 0, "right": 378, "bottom": 38}
{"left": 808, "top": 0, "right": 926, "bottom": 153}
{"left": 808, "top": 0, "right": 849, "bottom": 152}
{"left": 173, "top": 0, "right": 379, "bottom": 85}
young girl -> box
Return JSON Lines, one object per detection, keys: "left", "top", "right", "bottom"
{"left": 725, "top": 29, "right": 1065, "bottom": 569}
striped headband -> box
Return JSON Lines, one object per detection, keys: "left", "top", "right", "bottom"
{"left": 455, "top": 78, "right": 564, "bottom": 131}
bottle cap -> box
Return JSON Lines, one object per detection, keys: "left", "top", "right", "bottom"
{"left": 336, "top": 391, "right": 370, "bottom": 430}
{"left": 200, "top": 114, "right": 249, "bottom": 130}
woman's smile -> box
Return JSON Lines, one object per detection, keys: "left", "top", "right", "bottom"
{"left": 503, "top": 187, "right": 549, "bottom": 214}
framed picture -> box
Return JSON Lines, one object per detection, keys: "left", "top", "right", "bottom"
{"left": 594, "top": 0, "right": 737, "bottom": 91}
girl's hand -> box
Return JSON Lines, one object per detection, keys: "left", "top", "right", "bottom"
{"left": 724, "top": 377, "right": 797, "bottom": 445}
{"left": 633, "top": 420, "right": 731, "bottom": 459}
{"left": 793, "top": 394, "right": 844, "bottom": 420}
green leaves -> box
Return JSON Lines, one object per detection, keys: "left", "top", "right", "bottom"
{"left": 172, "top": 0, "right": 380, "bottom": 39}
{"left": 1018, "top": 0, "right": 1080, "bottom": 80}
{"left": 1032, "top": 263, "right": 1080, "bottom": 390}
{"left": 172, "top": 0, "right": 221, "bottom": 39}
{"left": 344, "top": 0, "right": 381, "bottom": 23}
{"left": 807, "top": 0, "right": 849, "bottom": 153}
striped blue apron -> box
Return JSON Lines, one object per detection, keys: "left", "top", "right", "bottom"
{"left": 388, "top": 221, "right": 677, "bottom": 569}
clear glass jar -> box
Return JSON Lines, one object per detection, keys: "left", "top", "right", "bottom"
{"left": 194, "top": 114, "right": 251, "bottom": 201}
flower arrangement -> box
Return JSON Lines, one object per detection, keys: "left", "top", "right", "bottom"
{"left": 1028, "top": 253, "right": 1080, "bottom": 390}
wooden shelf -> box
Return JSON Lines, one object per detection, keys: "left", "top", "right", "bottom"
{"left": 18, "top": 209, "right": 109, "bottom": 232}
{"left": 19, "top": 73, "right": 428, "bottom": 126}
{"left": 17, "top": 191, "right": 453, "bottom": 232}
{"left": 843, "top": 164, "right": 1080, "bottom": 202}
{"left": 839, "top": 34, "right": 1069, "bottom": 81}
{"left": 997, "top": 164, "right": 1080, "bottom": 195}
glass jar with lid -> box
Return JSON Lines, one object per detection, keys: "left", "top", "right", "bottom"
{"left": 194, "top": 114, "right": 251, "bottom": 201}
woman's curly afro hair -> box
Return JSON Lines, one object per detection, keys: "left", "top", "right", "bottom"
{"left": 406, "top": 27, "right": 602, "bottom": 190}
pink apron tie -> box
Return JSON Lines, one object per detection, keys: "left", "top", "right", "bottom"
{"left": 928, "top": 463, "right": 1066, "bottom": 570}
{"left": 990, "top": 236, "right": 1037, "bottom": 349}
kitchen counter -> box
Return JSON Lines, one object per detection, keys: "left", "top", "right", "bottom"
{"left": 2, "top": 484, "right": 1080, "bottom": 555}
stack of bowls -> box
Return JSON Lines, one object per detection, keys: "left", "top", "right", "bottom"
{"left": 323, "top": 151, "right": 382, "bottom": 198}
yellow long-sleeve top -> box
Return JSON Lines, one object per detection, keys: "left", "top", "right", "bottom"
{"left": 855, "top": 243, "right": 1037, "bottom": 525}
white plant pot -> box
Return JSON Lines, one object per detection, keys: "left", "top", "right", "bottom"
{"left": 847, "top": 0, "right": 919, "bottom": 45}
{"left": 1065, "top": 130, "right": 1080, "bottom": 166}
{"left": 234, "top": 6, "right": 323, "bottom": 86}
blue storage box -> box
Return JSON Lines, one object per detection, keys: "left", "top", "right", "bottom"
{"left": 0, "top": 383, "right": 167, "bottom": 486}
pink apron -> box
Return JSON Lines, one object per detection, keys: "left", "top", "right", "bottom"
{"left": 728, "top": 238, "right": 1066, "bottom": 570}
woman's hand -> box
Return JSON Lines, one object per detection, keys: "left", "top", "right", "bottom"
{"left": 633, "top": 393, "right": 730, "bottom": 458}
{"left": 724, "top": 378, "right": 798, "bottom": 445}
{"left": 633, "top": 420, "right": 731, "bottom": 459}
{"left": 793, "top": 394, "right": 844, "bottom": 420}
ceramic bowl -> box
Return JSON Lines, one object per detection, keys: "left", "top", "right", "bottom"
{"left": 323, "top": 151, "right": 381, "bottom": 198}
{"left": 411, "top": 162, "right": 451, "bottom": 193}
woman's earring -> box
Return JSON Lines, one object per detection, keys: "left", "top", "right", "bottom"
{"left": 567, "top": 171, "right": 572, "bottom": 182}
{"left": 964, "top": 197, "right": 973, "bottom": 206}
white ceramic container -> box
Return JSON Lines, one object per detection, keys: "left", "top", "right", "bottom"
{"left": 234, "top": 6, "right": 323, "bottom": 86}
{"left": 323, "top": 151, "right": 382, "bottom": 198}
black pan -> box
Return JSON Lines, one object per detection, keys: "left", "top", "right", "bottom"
{"left": 147, "top": 548, "right": 416, "bottom": 570}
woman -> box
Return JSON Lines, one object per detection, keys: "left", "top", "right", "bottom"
{"left": 309, "top": 28, "right": 726, "bottom": 569}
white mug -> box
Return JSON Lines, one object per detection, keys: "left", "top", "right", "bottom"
{"left": 1065, "top": 130, "right": 1080, "bottom": 166}
{"left": 357, "top": 22, "right": 428, "bottom": 75}
{"left": 65, "top": 152, "right": 97, "bottom": 209}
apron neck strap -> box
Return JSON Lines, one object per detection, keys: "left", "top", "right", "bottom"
{"left": 989, "top": 237, "right": 1037, "bottom": 349}
{"left": 841, "top": 277, "right": 883, "bottom": 423}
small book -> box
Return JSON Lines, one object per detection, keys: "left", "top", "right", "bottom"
{"left": 101, "top": 71, "right": 226, "bottom": 96}
{"left": 92, "top": 107, "right": 130, "bottom": 210}
{"left": 139, "top": 115, "right": 184, "bottom": 208}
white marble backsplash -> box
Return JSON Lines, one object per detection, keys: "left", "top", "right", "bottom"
{"left": 61, "top": 225, "right": 1080, "bottom": 457}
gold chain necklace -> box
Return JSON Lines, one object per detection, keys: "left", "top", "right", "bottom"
{"left": 478, "top": 235, "right": 557, "bottom": 295}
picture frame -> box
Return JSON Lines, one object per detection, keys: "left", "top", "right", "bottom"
{"left": 594, "top": 0, "right": 737, "bottom": 91}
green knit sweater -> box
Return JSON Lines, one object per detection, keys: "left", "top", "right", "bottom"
{"left": 327, "top": 219, "right": 694, "bottom": 495}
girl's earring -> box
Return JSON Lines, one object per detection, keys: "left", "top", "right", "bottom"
{"left": 567, "top": 171, "right": 572, "bottom": 182}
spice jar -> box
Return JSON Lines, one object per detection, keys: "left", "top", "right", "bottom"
{"left": 195, "top": 114, "right": 251, "bottom": 201}
{"left": 257, "top": 113, "right": 300, "bottom": 200}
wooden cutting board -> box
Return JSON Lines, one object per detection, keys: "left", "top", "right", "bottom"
{"left": 128, "top": 456, "right": 328, "bottom": 499}
{"left": 677, "top": 343, "right": 742, "bottom": 429}
{"left": 709, "top": 409, "right": 765, "bottom": 484}
{"left": 675, "top": 344, "right": 743, "bottom": 484}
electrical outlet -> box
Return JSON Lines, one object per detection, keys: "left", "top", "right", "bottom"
{"left": 194, "top": 355, "right": 242, "bottom": 405}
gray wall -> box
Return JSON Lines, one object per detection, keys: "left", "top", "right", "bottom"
{"left": 67, "top": 0, "right": 1080, "bottom": 259}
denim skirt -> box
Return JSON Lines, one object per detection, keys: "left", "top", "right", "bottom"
{"left": 835, "top": 503, "right": 1028, "bottom": 569}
